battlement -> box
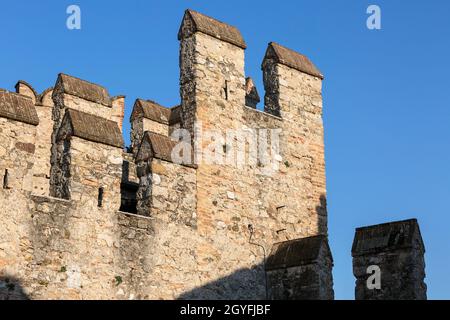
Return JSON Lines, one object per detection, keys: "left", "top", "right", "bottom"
{"left": 0, "top": 9, "right": 330, "bottom": 300}
{"left": 178, "top": 9, "right": 247, "bottom": 49}
{"left": 130, "top": 99, "right": 181, "bottom": 154}
{"left": 57, "top": 109, "right": 124, "bottom": 148}
{"left": 0, "top": 90, "right": 39, "bottom": 126}
{"left": 54, "top": 73, "right": 112, "bottom": 107}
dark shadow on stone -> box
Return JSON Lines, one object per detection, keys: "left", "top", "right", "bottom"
{"left": 119, "top": 182, "right": 138, "bottom": 214}
{"left": 316, "top": 194, "right": 328, "bottom": 235}
{"left": 120, "top": 160, "right": 138, "bottom": 214}
{"left": 177, "top": 264, "right": 267, "bottom": 300}
{"left": 0, "top": 276, "right": 29, "bottom": 300}
{"left": 177, "top": 233, "right": 335, "bottom": 300}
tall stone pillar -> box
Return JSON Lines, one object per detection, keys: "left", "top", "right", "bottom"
{"left": 352, "top": 219, "right": 427, "bottom": 300}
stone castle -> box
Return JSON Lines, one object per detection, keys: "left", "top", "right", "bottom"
{"left": 0, "top": 9, "right": 426, "bottom": 300}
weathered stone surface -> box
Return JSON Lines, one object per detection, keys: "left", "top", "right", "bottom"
{"left": 0, "top": 90, "right": 39, "bottom": 126}
{"left": 263, "top": 42, "right": 323, "bottom": 79}
{"left": 266, "top": 235, "right": 334, "bottom": 300}
{"left": 54, "top": 73, "right": 112, "bottom": 107}
{"left": 352, "top": 219, "right": 427, "bottom": 300}
{"left": 136, "top": 131, "right": 194, "bottom": 166}
{"left": 32, "top": 87, "right": 54, "bottom": 196}
{"left": 15, "top": 80, "right": 38, "bottom": 105}
{"left": 177, "top": 12, "right": 328, "bottom": 299}
{"left": 57, "top": 109, "right": 124, "bottom": 148}
{"left": 0, "top": 116, "right": 37, "bottom": 192}
{"left": 1, "top": 8, "right": 332, "bottom": 300}
{"left": 111, "top": 95, "right": 125, "bottom": 133}
{"left": 130, "top": 99, "right": 181, "bottom": 155}
{"left": 178, "top": 9, "right": 246, "bottom": 49}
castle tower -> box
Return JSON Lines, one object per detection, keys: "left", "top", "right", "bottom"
{"left": 261, "top": 42, "right": 328, "bottom": 235}
{"left": 175, "top": 9, "right": 331, "bottom": 298}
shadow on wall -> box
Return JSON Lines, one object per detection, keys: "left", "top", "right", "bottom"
{"left": 177, "top": 195, "right": 330, "bottom": 300}
{"left": 317, "top": 194, "right": 328, "bottom": 235}
{"left": 177, "top": 264, "right": 267, "bottom": 300}
{"left": 0, "top": 276, "right": 29, "bottom": 300}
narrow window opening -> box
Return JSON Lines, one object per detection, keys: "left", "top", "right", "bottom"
{"left": 98, "top": 187, "right": 104, "bottom": 207}
{"left": 223, "top": 80, "right": 229, "bottom": 100}
{"left": 3, "top": 169, "right": 10, "bottom": 189}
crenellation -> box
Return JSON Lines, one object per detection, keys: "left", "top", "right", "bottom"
{"left": 1, "top": 8, "right": 339, "bottom": 300}
{"left": 15, "top": 80, "right": 38, "bottom": 105}
{"left": 130, "top": 99, "right": 179, "bottom": 155}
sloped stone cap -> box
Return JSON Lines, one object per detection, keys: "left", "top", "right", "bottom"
{"left": 0, "top": 89, "right": 39, "bottom": 125}
{"left": 56, "top": 73, "right": 112, "bottom": 107}
{"left": 352, "top": 219, "right": 425, "bottom": 257}
{"left": 142, "top": 131, "right": 177, "bottom": 162}
{"left": 263, "top": 42, "right": 323, "bottom": 79}
{"left": 178, "top": 9, "right": 246, "bottom": 49}
{"left": 266, "top": 235, "right": 332, "bottom": 271}
{"left": 136, "top": 131, "right": 195, "bottom": 167}
{"left": 131, "top": 99, "right": 181, "bottom": 125}
{"left": 59, "top": 109, "right": 123, "bottom": 148}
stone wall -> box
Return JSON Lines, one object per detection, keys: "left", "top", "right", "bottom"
{"left": 0, "top": 117, "right": 37, "bottom": 192}
{"left": 54, "top": 135, "right": 123, "bottom": 206}
{"left": 0, "top": 191, "right": 155, "bottom": 299}
{"left": 1, "top": 9, "right": 333, "bottom": 300}
{"left": 136, "top": 158, "right": 196, "bottom": 225}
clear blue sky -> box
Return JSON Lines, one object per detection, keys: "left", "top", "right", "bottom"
{"left": 1, "top": 1, "right": 449, "bottom": 300}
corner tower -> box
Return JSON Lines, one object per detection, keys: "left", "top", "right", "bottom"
{"left": 175, "top": 9, "right": 331, "bottom": 298}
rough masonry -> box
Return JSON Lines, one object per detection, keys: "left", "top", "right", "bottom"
{"left": 0, "top": 9, "right": 333, "bottom": 300}
{"left": 352, "top": 219, "right": 427, "bottom": 300}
